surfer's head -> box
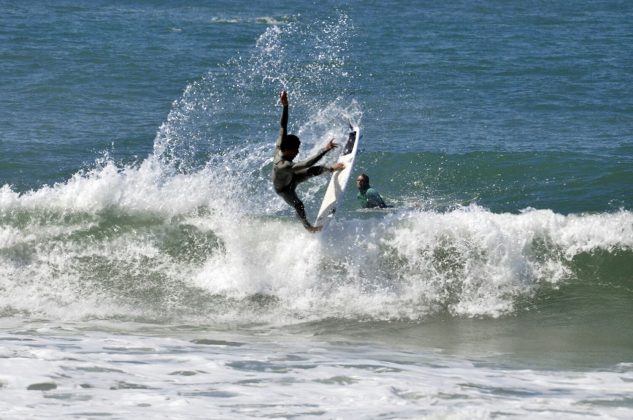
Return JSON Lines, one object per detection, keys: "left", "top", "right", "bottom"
{"left": 356, "top": 174, "right": 370, "bottom": 190}
{"left": 280, "top": 134, "right": 301, "bottom": 159}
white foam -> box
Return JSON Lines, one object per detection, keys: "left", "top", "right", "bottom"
{"left": 1, "top": 148, "right": 632, "bottom": 323}
{"left": 187, "top": 204, "right": 633, "bottom": 322}
{"left": 0, "top": 158, "right": 235, "bottom": 217}
{"left": 0, "top": 329, "right": 631, "bottom": 419}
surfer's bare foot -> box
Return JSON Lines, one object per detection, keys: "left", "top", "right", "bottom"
{"left": 306, "top": 225, "right": 322, "bottom": 233}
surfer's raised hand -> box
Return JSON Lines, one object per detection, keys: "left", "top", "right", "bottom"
{"left": 279, "top": 90, "right": 288, "bottom": 107}
{"left": 330, "top": 163, "right": 345, "bottom": 172}
{"left": 324, "top": 138, "right": 338, "bottom": 152}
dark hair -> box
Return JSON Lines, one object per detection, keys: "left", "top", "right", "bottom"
{"left": 359, "top": 173, "right": 370, "bottom": 183}
{"left": 280, "top": 134, "right": 300, "bottom": 151}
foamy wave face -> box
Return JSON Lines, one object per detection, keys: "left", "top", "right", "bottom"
{"left": 0, "top": 158, "right": 231, "bottom": 216}
{"left": 375, "top": 207, "right": 567, "bottom": 318}
{"left": 187, "top": 205, "right": 633, "bottom": 322}
{"left": 1, "top": 176, "right": 632, "bottom": 323}
{"left": 0, "top": 158, "right": 233, "bottom": 321}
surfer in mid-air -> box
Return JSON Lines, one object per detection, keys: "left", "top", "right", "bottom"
{"left": 272, "top": 90, "right": 344, "bottom": 232}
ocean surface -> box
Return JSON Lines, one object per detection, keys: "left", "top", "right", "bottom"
{"left": 1, "top": 1, "right": 632, "bottom": 418}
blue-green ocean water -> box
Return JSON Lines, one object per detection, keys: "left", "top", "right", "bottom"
{"left": 1, "top": 1, "right": 632, "bottom": 418}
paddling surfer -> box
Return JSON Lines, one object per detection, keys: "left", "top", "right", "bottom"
{"left": 356, "top": 173, "right": 389, "bottom": 208}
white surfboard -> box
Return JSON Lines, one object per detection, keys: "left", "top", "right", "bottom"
{"left": 314, "top": 125, "right": 360, "bottom": 230}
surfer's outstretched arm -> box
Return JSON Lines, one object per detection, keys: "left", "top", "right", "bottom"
{"left": 292, "top": 149, "right": 328, "bottom": 171}
{"left": 292, "top": 138, "right": 342, "bottom": 172}
{"left": 276, "top": 91, "right": 289, "bottom": 150}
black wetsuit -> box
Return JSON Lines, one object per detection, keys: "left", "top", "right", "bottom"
{"left": 272, "top": 104, "right": 330, "bottom": 229}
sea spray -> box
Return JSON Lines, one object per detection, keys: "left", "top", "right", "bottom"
{"left": 0, "top": 12, "right": 361, "bottom": 323}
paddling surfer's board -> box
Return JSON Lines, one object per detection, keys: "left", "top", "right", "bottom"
{"left": 314, "top": 125, "right": 360, "bottom": 230}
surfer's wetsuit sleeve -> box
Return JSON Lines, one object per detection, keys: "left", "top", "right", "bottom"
{"left": 367, "top": 188, "right": 387, "bottom": 208}
{"left": 358, "top": 187, "right": 388, "bottom": 208}
{"left": 291, "top": 148, "right": 330, "bottom": 174}
{"left": 276, "top": 104, "right": 288, "bottom": 150}
{"left": 272, "top": 105, "right": 293, "bottom": 191}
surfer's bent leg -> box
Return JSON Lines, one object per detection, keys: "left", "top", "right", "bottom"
{"left": 275, "top": 166, "right": 329, "bottom": 231}
{"left": 293, "top": 166, "right": 327, "bottom": 184}
{"left": 276, "top": 188, "right": 312, "bottom": 229}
